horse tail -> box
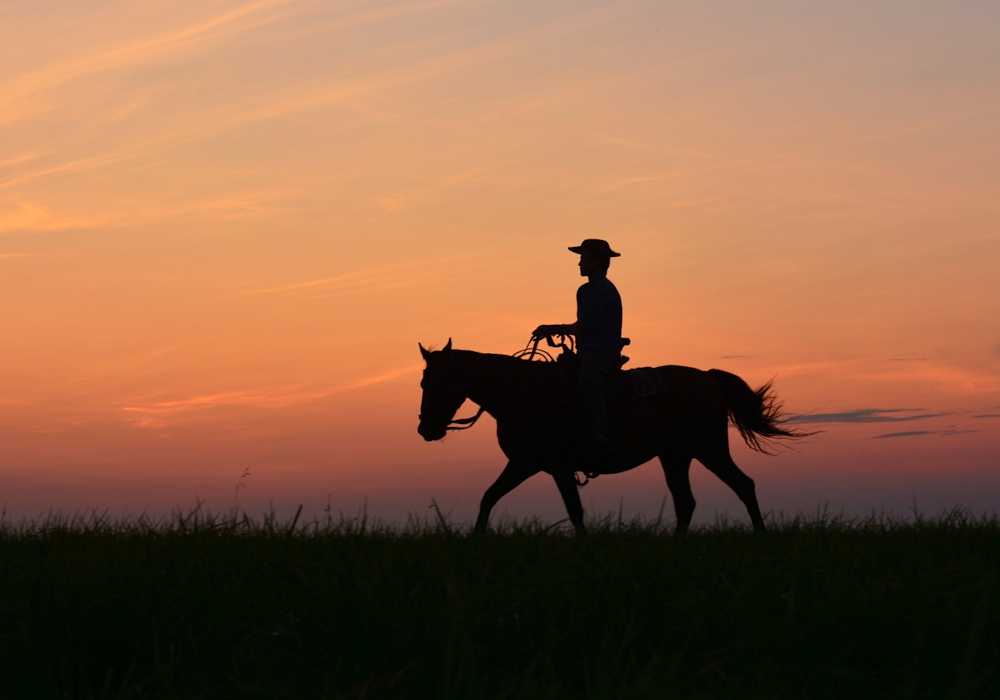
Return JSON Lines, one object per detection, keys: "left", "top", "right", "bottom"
{"left": 707, "top": 369, "right": 811, "bottom": 453}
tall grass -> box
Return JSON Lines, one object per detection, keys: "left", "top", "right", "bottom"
{"left": 1, "top": 506, "right": 998, "bottom": 698}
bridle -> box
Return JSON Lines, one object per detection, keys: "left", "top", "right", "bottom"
{"left": 417, "top": 353, "right": 489, "bottom": 433}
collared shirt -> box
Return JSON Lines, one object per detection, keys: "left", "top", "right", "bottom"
{"left": 576, "top": 277, "right": 623, "bottom": 351}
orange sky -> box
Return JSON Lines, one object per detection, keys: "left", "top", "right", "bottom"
{"left": 2, "top": 0, "right": 999, "bottom": 524}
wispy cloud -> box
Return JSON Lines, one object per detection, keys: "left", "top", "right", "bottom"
{"left": 0, "top": 202, "right": 49, "bottom": 229}
{"left": 0, "top": 186, "right": 297, "bottom": 233}
{"left": 121, "top": 363, "right": 421, "bottom": 427}
{"left": 304, "top": 274, "right": 441, "bottom": 301}
{"left": 854, "top": 364, "right": 1000, "bottom": 395}
{"left": 336, "top": 364, "right": 423, "bottom": 392}
{"left": 0, "top": 201, "right": 110, "bottom": 232}
{"left": 0, "top": 34, "right": 523, "bottom": 201}
{"left": 378, "top": 160, "right": 514, "bottom": 209}
{"left": 0, "top": 150, "right": 145, "bottom": 192}
{"left": 872, "top": 429, "right": 978, "bottom": 439}
{"left": 872, "top": 430, "right": 933, "bottom": 439}
{"left": 240, "top": 270, "right": 381, "bottom": 297}
{"left": 0, "top": 152, "right": 50, "bottom": 169}
{"left": 1, "top": 0, "right": 477, "bottom": 131}
{"left": 790, "top": 408, "right": 948, "bottom": 425}
{"left": 238, "top": 250, "right": 515, "bottom": 299}
{"left": 0, "top": 0, "right": 303, "bottom": 126}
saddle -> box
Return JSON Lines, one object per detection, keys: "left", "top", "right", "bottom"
{"left": 555, "top": 350, "right": 668, "bottom": 404}
{"left": 604, "top": 366, "right": 669, "bottom": 404}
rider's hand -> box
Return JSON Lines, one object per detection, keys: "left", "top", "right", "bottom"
{"left": 532, "top": 325, "right": 554, "bottom": 339}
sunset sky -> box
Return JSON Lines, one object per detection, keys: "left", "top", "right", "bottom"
{"left": 2, "top": 0, "right": 998, "bottom": 525}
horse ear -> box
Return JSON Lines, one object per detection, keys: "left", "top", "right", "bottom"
{"left": 419, "top": 343, "right": 430, "bottom": 361}
{"left": 443, "top": 338, "right": 452, "bottom": 354}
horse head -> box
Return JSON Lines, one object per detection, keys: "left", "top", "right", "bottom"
{"left": 417, "top": 339, "right": 467, "bottom": 441}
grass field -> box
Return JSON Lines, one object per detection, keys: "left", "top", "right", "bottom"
{"left": 1, "top": 507, "right": 998, "bottom": 699}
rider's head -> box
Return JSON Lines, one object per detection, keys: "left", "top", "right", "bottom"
{"left": 579, "top": 250, "right": 610, "bottom": 277}
{"left": 569, "top": 239, "right": 619, "bottom": 278}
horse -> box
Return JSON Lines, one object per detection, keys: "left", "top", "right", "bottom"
{"left": 417, "top": 340, "right": 806, "bottom": 535}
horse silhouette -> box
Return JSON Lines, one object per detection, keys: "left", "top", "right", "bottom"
{"left": 417, "top": 340, "right": 807, "bottom": 535}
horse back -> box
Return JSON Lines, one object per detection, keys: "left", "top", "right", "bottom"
{"left": 612, "top": 364, "right": 728, "bottom": 428}
{"left": 653, "top": 364, "right": 721, "bottom": 394}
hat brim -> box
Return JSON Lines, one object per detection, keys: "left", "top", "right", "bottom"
{"left": 568, "top": 245, "right": 620, "bottom": 257}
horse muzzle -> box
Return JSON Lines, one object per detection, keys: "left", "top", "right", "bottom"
{"left": 417, "top": 420, "right": 447, "bottom": 442}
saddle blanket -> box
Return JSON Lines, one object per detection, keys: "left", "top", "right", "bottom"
{"left": 605, "top": 367, "right": 668, "bottom": 404}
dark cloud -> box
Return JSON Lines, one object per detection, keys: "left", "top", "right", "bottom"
{"left": 721, "top": 355, "right": 753, "bottom": 359}
{"left": 871, "top": 428, "right": 977, "bottom": 439}
{"left": 973, "top": 414, "right": 1000, "bottom": 419}
{"left": 790, "top": 408, "right": 948, "bottom": 425}
{"left": 872, "top": 430, "right": 933, "bottom": 439}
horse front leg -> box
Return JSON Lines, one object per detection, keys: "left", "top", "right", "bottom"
{"left": 475, "top": 460, "right": 536, "bottom": 533}
{"left": 553, "top": 471, "right": 587, "bottom": 535}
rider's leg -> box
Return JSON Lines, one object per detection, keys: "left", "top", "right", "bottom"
{"left": 578, "top": 349, "right": 619, "bottom": 451}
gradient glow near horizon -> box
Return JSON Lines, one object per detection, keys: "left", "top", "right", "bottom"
{"left": 2, "top": 0, "right": 998, "bottom": 523}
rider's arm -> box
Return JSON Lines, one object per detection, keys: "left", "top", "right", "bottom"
{"left": 532, "top": 322, "right": 578, "bottom": 339}
{"left": 532, "top": 283, "right": 593, "bottom": 339}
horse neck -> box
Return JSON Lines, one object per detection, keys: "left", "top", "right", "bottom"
{"left": 452, "top": 350, "right": 524, "bottom": 412}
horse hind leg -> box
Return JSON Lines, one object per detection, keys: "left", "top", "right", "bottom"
{"left": 658, "top": 454, "right": 695, "bottom": 536}
{"left": 697, "top": 449, "right": 765, "bottom": 532}
{"left": 474, "top": 460, "right": 536, "bottom": 533}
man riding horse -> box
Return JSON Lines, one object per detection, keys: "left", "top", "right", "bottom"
{"left": 417, "top": 242, "right": 806, "bottom": 534}
{"left": 532, "top": 239, "right": 628, "bottom": 462}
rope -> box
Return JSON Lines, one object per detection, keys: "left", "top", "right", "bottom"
{"left": 512, "top": 337, "right": 553, "bottom": 362}
{"left": 511, "top": 333, "right": 575, "bottom": 362}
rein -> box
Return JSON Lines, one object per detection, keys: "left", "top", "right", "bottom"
{"left": 445, "top": 405, "right": 486, "bottom": 431}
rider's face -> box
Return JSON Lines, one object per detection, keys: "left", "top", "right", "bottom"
{"left": 578, "top": 251, "right": 601, "bottom": 277}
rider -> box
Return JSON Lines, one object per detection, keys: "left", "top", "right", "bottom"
{"left": 533, "top": 239, "right": 626, "bottom": 457}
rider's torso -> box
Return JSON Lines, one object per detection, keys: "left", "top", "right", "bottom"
{"left": 575, "top": 277, "right": 623, "bottom": 351}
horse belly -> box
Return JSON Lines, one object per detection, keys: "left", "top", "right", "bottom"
{"left": 611, "top": 397, "right": 691, "bottom": 454}
{"left": 495, "top": 416, "right": 577, "bottom": 462}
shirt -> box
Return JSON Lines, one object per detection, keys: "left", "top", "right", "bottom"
{"left": 576, "top": 277, "right": 623, "bottom": 352}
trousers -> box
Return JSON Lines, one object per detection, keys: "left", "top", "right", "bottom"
{"left": 578, "top": 349, "right": 620, "bottom": 445}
